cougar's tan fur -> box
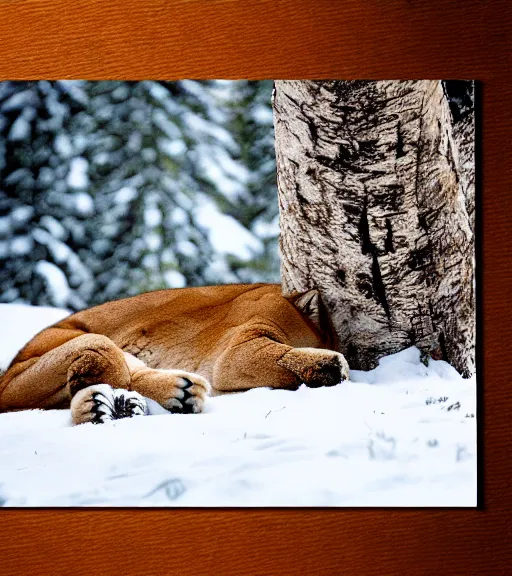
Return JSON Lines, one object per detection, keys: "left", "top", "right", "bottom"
{"left": 0, "top": 284, "right": 348, "bottom": 418}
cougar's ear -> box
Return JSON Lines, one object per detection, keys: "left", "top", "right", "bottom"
{"left": 288, "top": 288, "right": 337, "bottom": 349}
{"left": 289, "top": 289, "right": 322, "bottom": 331}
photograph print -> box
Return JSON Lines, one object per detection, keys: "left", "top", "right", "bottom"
{"left": 0, "top": 80, "right": 476, "bottom": 506}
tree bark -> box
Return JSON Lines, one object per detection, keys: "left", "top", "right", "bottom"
{"left": 274, "top": 80, "right": 474, "bottom": 377}
{"left": 451, "top": 88, "right": 475, "bottom": 233}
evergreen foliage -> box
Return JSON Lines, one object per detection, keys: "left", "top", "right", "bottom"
{"left": 0, "top": 80, "right": 280, "bottom": 310}
{"left": 0, "top": 81, "right": 94, "bottom": 309}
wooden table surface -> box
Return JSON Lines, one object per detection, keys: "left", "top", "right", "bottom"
{"left": 0, "top": 1, "right": 510, "bottom": 574}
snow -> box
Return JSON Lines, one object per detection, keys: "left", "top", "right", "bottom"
{"left": 161, "top": 138, "right": 186, "bottom": 157}
{"left": 74, "top": 192, "right": 94, "bottom": 216}
{"left": 141, "top": 253, "right": 159, "bottom": 271}
{"left": 183, "top": 111, "right": 235, "bottom": 151}
{"left": 195, "top": 197, "right": 263, "bottom": 260}
{"left": 3, "top": 167, "right": 30, "bottom": 187}
{"left": 1, "top": 89, "right": 38, "bottom": 112}
{"left": 11, "top": 205, "right": 35, "bottom": 226}
{"left": 40, "top": 215, "right": 67, "bottom": 240}
{"left": 10, "top": 235, "right": 33, "bottom": 256}
{"left": 8, "top": 115, "right": 31, "bottom": 141}
{"left": 195, "top": 143, "right": 250, "bottom": 200}
{"left": 145, "top": 232, "right": 162, "bottom": 251}
{"left": 175, "top": 240, "right": 198, "bottom": 258}
{"left": 144, "top": 206, "right": 162, "bottom": 228}
{"left": 163, "top": 269, "right": 186, "bottom": 288}
{"left": 114, "top": 186, "right": 138, "bottom": 204}
{"left": 54, "top": 133, "right": 73, "bottom": 159}
{"left": 253, "top": 214, "right": 280, "bottom": 239}
{"left": 0, "top": 304, "right": 69, "bottom": 366}
{"left": 67, "top": 157, "right": 89, "bottom": 189}
{"left": 252, "top": 103, "right": 274, "bottom": 125}
{"left": 152, "top": 108, "right": 182, "bottom": 140}
{"left": 33, "top": 262, "right": 71, "bottom": 308}
{"left": 0, "top": 303, "right": 476, "bottom": 507}
{"left": 33, "top": 228, "right": 69, "bottom": 261}
{"left": 169, "top": 206, "right": 188, "bottom": 226}
{"left": 0, "top": 216, "right": 10, "bottom": 236}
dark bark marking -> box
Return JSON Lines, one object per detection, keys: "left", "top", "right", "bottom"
{"left": 306, "top": 117, "right": 317, "bottom": 142}
{"left": 396, "top": 122, "right": 406, "bottom": 158}
{"left": 358, "top": 198, "right": 373, "bottom": 256}
{"left": 305, "top": 166, "right": 317, "bottom": 181}
{"left": 443, "top": 256, "right": 463, "bottom": 272}
{"left": 413, "top": 94, "right": 426, "bottom": 209}
{"left": 384, "top": 219, "right": 395, "bottom": 253}
{"left": 343, "top": 202, "right": 361, "bottom": 217}
{"left": 371, "top": 253, "right": 390, "bottom": 319}
{"left": 418, "top": 212, "right": 429, "bottom": 233}
{"left": 428, "top": 299, "right": 436, "bottom": 320}
{"left": 296, "top": 102, "right": 318, "bottom": 143}
{"left": 372, "top": 184, "right": 404, "bottom": 212}
{"left": 407, "top": 246, "right": 432, "bottom": 271}
{"left": 335, "top": 268, "right": 346, "bottom": 287}
{"left": 283, "top": 91, "right": 301, "bottom": 110}
{"left": 358, "top": 197, "right": 391, "bottom": 319}
{"left": 316, "top": 154, "right": 386, "bottom": 176}
{"left": 295, "top": 187, "right": 310, "bottom": 206}
{"left": 438, "top": 331, "right": 448, "bottom": 361}
{"left": 356, "top": 272, "right": 374, "bottom": 300}
{"left": 443, "top": 80, "right": 474, "bottom": 124}
{"left": 346, "top": 342, "right": 359, "bottom": 369}
{"left": 338, "top": 141, "right": 355, "bottom": 161}
{"left": 446, "top": 137, "right": 457, "bottom": 177}
{"left": 322, "top": 242, "right": 337, "bottom": 254}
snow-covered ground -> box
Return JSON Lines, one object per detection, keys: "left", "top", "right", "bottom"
{"left": 0, "top": 304, "right": 477, "bottom": 507}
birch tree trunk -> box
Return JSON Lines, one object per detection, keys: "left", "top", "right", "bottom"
{"left": 274, "top": 80, "right": 475, "bottom": 377}
{"left": 449, "top": 82, "right": 475, "bottom": 233}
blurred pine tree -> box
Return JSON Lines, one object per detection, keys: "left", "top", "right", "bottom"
{"left": 0, "top": 81, "right": 94, "bottom": 309}
{"left": 214, "top": 80, "right": 280, "bottom": 283}
{"left": 0, "top": 80, "right": 280, "bottom": 310}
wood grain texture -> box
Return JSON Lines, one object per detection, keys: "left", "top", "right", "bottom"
{"left": 0, "top": 0, "right": 511, "bottom": 574}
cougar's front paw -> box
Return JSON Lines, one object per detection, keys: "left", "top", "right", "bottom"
{"left": 144, "top": 370, "right": 211, "bottom": 414}
{"left": 278, "top": 348, "right": 349, "bottom": 388}
{"left": 303, "top": 350, "right": 349, "bottom": 388}
{"left": 71, "top": 384, "right": 148, "bottom": 425}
